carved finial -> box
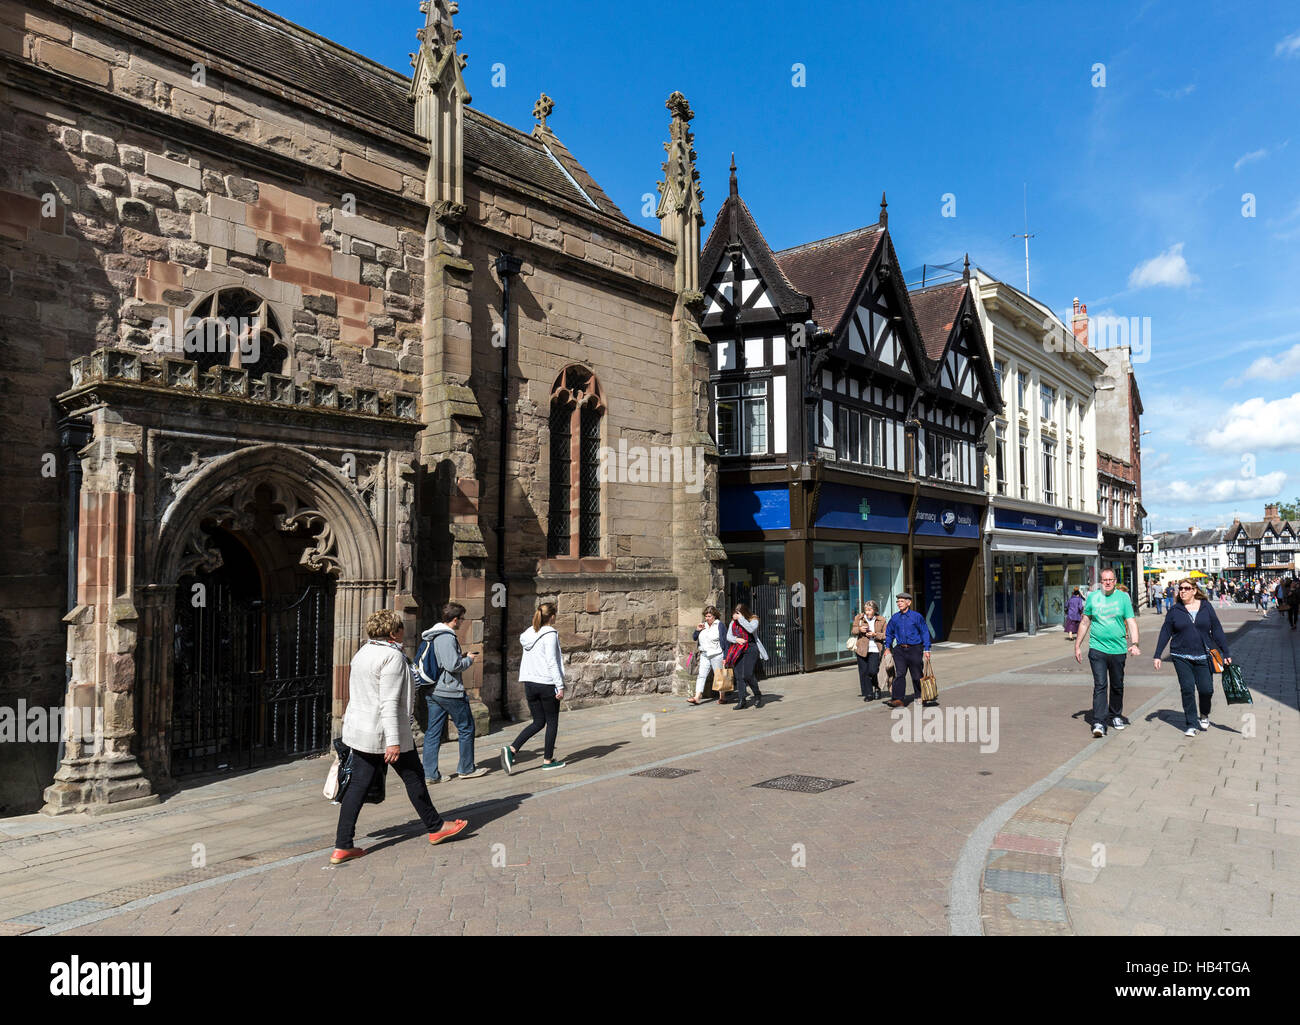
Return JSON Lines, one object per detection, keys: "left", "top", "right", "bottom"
{"left": 666, "top": 90, "right": 694, "bottom": 122}
{"left": 729, "top": 153, "right": 738, "bottom": 197}
{"left": 533, "top": 92, "right": 554, "bottom": 130}
{"left": 879, "top": 190, "right": 888, "bottom": 227}
{"left": 963, "top": 253, "right": 970, "bottom": 281}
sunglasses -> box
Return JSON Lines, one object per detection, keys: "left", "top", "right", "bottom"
{"left": 1178, "top": 585, "right": 1194, "bottom": 591}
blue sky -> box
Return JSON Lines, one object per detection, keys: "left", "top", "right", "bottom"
{"left": 272, "top": 0, "right": 1300, "bottom": 531}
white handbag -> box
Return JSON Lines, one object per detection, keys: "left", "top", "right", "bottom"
{"left": 323, "top": 757, "right": 342, "bottom": 802}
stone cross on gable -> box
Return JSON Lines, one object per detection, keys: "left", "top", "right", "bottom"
{"left": 533, "top": 93, "right": 555, "bottom": 130}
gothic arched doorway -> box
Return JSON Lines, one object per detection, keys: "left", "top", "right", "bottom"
{"left": 170, "top": 500, "right": 336, "bottom": 776}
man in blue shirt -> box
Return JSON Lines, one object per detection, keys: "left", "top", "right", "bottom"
{"left": 883, "top": 592, "right": 933, "bottom": 708}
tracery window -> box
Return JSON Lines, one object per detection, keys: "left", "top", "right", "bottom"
{"left": 183, "top": 288, "right": 289, "bottom": 379}
{"left": 547, "top": 366, "right": 605, "bottom": 558}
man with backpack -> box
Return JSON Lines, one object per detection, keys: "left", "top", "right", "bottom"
{"left": 416, "top": 603, "right": 489, "bottom": 783}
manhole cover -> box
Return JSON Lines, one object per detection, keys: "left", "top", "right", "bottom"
{"left": 753, "top": 774, "right": 853, "bottom": 794}
{"left": 631, "top": 767, "right": 698, "bottom": 779}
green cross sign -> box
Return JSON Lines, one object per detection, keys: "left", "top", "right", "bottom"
{"left": 859, "top": 499, "right": 871, "bottom": 522}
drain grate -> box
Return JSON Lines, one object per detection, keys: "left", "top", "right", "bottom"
{"left": 6, "top": 898, "right": 111, "bottom": 926}
{"left": 631, "top": 767, "right": 698, "bottom": 779}
{"left": 752, "top": 774, "right": 853, "bottom": 794}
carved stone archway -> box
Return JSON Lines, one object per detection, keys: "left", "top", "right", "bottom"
{"left": 137, "top": 444, "right": 387, "bottom": 784}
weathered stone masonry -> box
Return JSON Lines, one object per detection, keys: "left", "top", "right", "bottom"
{"left": 0, "top": 0, "right": 723, "bottom": 814}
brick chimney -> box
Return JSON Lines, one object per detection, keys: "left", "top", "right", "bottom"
{"left": 1187, "top": 525, "right": 1197, "bottom": 533}
{"left": 1264, "top": 503, "right": 1279, "bottom": 522}
{"left": 1071, "top": 297, "right": 1089, "bottom": 348}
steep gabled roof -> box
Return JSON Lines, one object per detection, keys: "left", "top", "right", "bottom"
{"left": 773, "top": 225, "right": 884, "bottom": 335}
{"left": 909, "top": 280, "right": 969, "bottom": 362}
{"left": 700, "top": 190, "right": 811, "bottom": 317}
{"left": 62, "top": 0, "right": 627, "bottom": 219}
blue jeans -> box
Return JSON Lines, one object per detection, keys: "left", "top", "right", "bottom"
{"left": 1172, "top": 658, "right": 1213, "bottom": 728}
{"left": 423, "top": 693, "right": 476, "bottom": 779}
{"left": 1088, "top": 650, "right": 1126, "bottom": 728}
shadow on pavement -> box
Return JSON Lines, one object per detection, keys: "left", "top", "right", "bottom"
{"left": 360, "top": 794, "right": 530, "bottom": 854}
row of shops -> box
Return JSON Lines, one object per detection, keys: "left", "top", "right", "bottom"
{"left": 720, "top": 470, "right": 1111, "bottom": 673}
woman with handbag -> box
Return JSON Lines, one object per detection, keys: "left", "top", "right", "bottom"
{"left": 850, "top": 600, "right": 887, "bottom": 701}
{"left": 688, "top": 605, "right": 727, "bottom": 705}
{"left": 725, "top": 603, "right": 769, "bottom": 710}
{"left": 332, "top": 610, "right": 468, "bottom": 865}
{"left": 1152, "top": 579, "right": 1232, "bottom": 738}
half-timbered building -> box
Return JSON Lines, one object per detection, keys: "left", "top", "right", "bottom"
{"left": 700, "top": 173, "right": 1000, "bottom": 670}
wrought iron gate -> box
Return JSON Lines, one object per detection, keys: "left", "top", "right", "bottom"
{"left": 172, "top": 581, "right": 334, "bottom": 776}
{"left": 726, "top": 582, "right": 804, "bottom": 677}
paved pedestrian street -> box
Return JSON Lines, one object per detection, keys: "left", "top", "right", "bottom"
{"left": 1, "top": 606, "right": 1293, "bottom": 936}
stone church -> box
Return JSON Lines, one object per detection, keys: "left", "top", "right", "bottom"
{"left": 0, "top": 0, "right": 723, "bottom": 814}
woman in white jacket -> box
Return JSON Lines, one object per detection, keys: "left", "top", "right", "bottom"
{"left": 331, "top": 610, "right": 468, "bottom": 865}
{"left": 687, "top": 605, "right": 726, "bottom": 705}
{"left": 501, "top": 602, "right": 566, "bottom": 773}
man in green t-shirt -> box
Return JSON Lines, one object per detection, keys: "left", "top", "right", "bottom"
{"left": 1074, "top": 569, "right": 1140, "bottom": 737}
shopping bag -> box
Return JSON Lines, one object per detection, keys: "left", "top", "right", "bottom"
{"left": 880, "top": 647, "right": 895, "bottom": 682}
{"left": 323, "top": 756, "right": 342, "bottom": 802}
{"left": 920, "top": 667, "right": 939, "bottom": 703}
{"left": 715, "top": 666, "right": 735, "bottom": 694}
{"left": 1221, "top": 663, "right": 1252, "bottom": 705}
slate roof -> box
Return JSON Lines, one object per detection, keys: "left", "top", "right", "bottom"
{"left": 1156, "top": 528, "right": 1229, "bottom": 549}
{"left": 908, "top": 280, "right": 968, "bottom": 362}
{"left": 64, "top": 0, "right": 627, "bottom": 219}
{"left": 1224, "top": 521, "right": 1298, "bottom": 541}
{"left": 772, "top": 225, "right": 884, "bottom": 335}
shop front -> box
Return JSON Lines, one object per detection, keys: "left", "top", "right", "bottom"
{"left": 1099, "top": 528, "right": 1140, "bottom": 593}
{"left": 986, "top": 505, "right": 1101, "bottom": 638}
{"left": 721, "top": 473, "right": 987, "bottom": 672}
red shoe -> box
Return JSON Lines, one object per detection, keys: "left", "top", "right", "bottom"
{"left": 329, "top": 847, "right": 365, "bottom": 865}
{"left": 429, "top": 819, "right": 469, "bottom": 845}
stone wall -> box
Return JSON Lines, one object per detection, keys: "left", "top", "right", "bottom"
{"left": 0, "top": 0, "right": 426, "bottom": 811}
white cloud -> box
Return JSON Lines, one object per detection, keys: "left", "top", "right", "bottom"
{"left": 1203, "top": 392, "right": 1300, "bottom": 450}
{"left": 1157, "top": 83, "right": 1196, "bottom": 99}
{"left": 1235, "top": 343, "right": 1300, "bottom": 383}
{"left": 1146, "top": 471, "right": 1287, "bottom": 504}
{"left": 1128, "top": 243, "right": 1196, "bottom": 289}
{"left": 1276, "top": 31, "right": 1300, "bottom": 57}
{"left": 1234, "top": 148, "right": 1268, "bottom": 170}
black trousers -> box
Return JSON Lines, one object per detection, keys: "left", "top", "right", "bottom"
{"left": 856, "top": 651, "right": 882, "bottom": 697}
{"left": 734, "top": 645, "right": 761, "bottom": 703}
{"left": 512, "top": 682, "right": 561, "bottom": 760}
{"left": 892, "top": 645, "right": 924, "bottom": 701}
{"left": 334, "top": 747, "right": 443, "bottom": 850}
{"left": 1289, "top": 604, "right": 1299, "bottom": 628}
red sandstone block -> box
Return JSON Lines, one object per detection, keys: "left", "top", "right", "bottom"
{"left": 147, "top": 259, "right": 182, "bottom": 287}
{"left": 270, "top": 263, "right": 313, "bottom": 287}
{"left": 457, "top": 479, "right": 480, "bottom": 499}
{"left": 284, "top": 237, "right": 331, "bottom": 274}
{"left": 245, "top": 205, "right": 274, "bottom": 232}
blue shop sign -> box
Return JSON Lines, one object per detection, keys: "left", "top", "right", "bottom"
{"left": 993, "top": 507, "right": 1096, "bottom": 538}
{"left": 813, "top": 483, "right": 910, "bottom": 535}
{"left": 914, "top": 498, "right": 980, "bottom": 539}
{"left": 721, "top": 485, "right": 791, "bottom": 532}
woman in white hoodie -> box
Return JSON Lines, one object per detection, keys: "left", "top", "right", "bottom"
{"left": 331, "top": 610, "right": 467, "bottom": 865}
{"left": 501, "top": 602, "right": 566, "bottom": 773}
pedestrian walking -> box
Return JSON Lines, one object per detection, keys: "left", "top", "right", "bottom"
{"left": 1064, "top": 587, "right": 1085, "bottom": 639}
{"left": 1075, "top": 568, "right": 1140, "bottom": 737}
{"left": 1164, "top": 582, "right": 1175, "bottom": 611}
{"left": 1254, "top": 583, "right": 1267, "bottom": 613}
{"left": 1153, "top": 579, "right": 1232, "bottom": 737}
{"left": 501, "top": 602, "right": 567, "bottom": 773}
{"left": 331, "top": 610, "right": 467, "bottom": 865}
{"left": 1149, "top": 580, "right": 1162, "bottom": 615}
{"left": 687, "top": 605, "right": 726, "bottom": 705}
{"left": 416, "top": 603, "right": 488, "bottom": 783}
{"left": 724, "top": 603, "right": 768, "bottom": 710}
{"left": 882, "top": 592, "right": 933, "bottom": 708}
{"left": 1285, "top": 579, "right": 1299, "bottom": 631}
{"left": 850, "top": 600, "right": 887, "bottom": 700}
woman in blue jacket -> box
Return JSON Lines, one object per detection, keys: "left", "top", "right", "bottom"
{"left": 1153, "top": 579, "right": 1232, "bottom": 737}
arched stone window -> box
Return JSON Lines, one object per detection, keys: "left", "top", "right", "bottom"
{"left": 184, "top": 287, "right": 289, "bottom": 379}
{"left": 547, "top": 365, "right": 605, "bottom": 558}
